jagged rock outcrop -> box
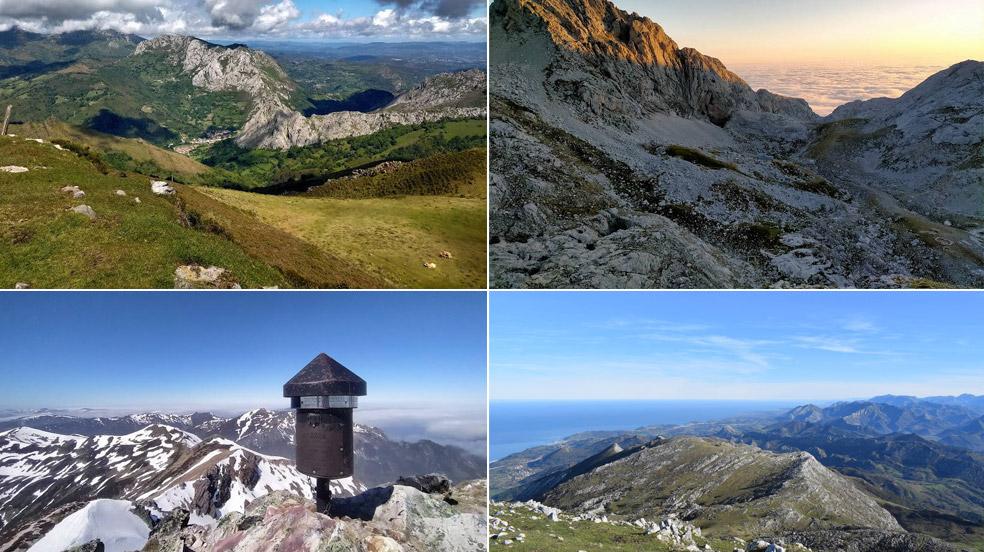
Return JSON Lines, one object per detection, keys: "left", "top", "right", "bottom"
{"left": 491, "top": 0, "right": 814, "bottom": 129}
{"left": 134, "top": 36, "right": 294, "bottom": 103}
{"left": 385, "top": 69, "right": 487, "bottom": 112}
{"left": 140, "top": 481, "right": 487, "bottom": 552}
{"left": 489, "top": 0, "right": 984, "bottom": 288}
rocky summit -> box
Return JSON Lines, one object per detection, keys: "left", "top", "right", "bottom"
{"left": 141, "top": 480, "right": 487, "bottom": 552}
{"left": 489, "top": 0, "right": 984, "bottom": 288}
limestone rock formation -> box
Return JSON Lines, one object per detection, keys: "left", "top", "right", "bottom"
{"left": 133, "top": 36, "right": 486, "bottom": 150}
{"left": 489, "top": 0, "right": 984, "bottom": 288}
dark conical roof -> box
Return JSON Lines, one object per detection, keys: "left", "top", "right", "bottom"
{"left": 283, "top": 353, "right": 367, "bottom": 397}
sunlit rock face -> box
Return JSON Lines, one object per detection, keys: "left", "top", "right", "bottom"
{"left": 489, "top": 0, "right": 984, "bottom": 289}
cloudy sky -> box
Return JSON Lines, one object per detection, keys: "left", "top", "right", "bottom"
{"left": 0, "top": 0, "right": 486, "bottom": 40}
{"left": 491, "top": 291, "right": 984, "bottom": 401}
{"left": 0, "top": 291, "right": 487, "bottom": 453}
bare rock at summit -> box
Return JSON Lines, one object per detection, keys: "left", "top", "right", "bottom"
{"left": 0, "top": 165, "right": 29, "bottom": 173}
{"left": 173, "top": 265, "right": 240, "bottom": 289}
{"left": 140, "top": 482, "right": 487, "bottom": 552}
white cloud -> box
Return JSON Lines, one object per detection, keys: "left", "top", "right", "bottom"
{"left": 0, "top": 0, "right": 486, "bottom": 38}
{"left": 730, "top": 63, "right": 945, "bottom": 116}
{"left": 250, "top": 0, "right": 298, "bottom": 32}
{"left": 372, "top": 8, "right": 396, "bottom": 28}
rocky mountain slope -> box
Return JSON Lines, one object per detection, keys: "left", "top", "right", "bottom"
{"left": 140, "top": 480, "right": 487, "bottom": 552}
{"left": 1, "top": 31, "right": 486, "bottom": 150}
{"left": 491, "top": 394, "right": 984, "bottom": 550}
{"left": 516, "top": 436, "right": 902, "bottom": 537}
{"left": 23, "top": 480, "right": 486, "bottom": 552}
{"left": 132, "top": 35, "right": 486, "bottom": 150}
{"left": 0, "top": 409, "right": 485, "bottom": 487}
{"left": 0, "top": 425, "right": 359, "bottom": 550}
{"left": 489, "top": 0, "right": 984, "bottom": 288}
{"left": 822, "top": 61, "right": 983, "bottom": 223}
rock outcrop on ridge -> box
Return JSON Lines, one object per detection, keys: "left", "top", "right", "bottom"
{"left": 489, "top": 0, "right": 984, "bottom": 289}
{"left": 133, "top": 35, "right": 486, "bottom": 150}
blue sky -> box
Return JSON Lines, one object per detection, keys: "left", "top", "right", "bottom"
{"left": 0, "top": 292, "right": 487, "bottom": 449}
{"left": 491, "top": 291, "right": 984, "bottom": 401}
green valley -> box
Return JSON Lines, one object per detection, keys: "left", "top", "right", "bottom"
{"left": 0, "top": 30, "right": 487, "bottom": 289}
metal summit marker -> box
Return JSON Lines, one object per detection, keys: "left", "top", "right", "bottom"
{"left": 284, "top": 353, "right": 367, "bottom": 514}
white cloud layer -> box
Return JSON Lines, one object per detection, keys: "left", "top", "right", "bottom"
{"left": 0, "top": 0, "right": 486, "bottom": 38}
{"left": 731, "top": 63, "right": 946, "bottom": 116}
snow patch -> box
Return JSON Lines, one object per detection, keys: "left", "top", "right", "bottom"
{"left": 27, "top": 499, "right": 149, "bottom": 552}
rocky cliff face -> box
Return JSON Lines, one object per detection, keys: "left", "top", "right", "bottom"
{"left": 385, "top": 69, "right": 487, "bottom": 112}
{"left": 131, "top": 36, "right": 486, "bottom": 150}
{"left": 489, "top": 0, "right": 984, "bottom": 288}
{"left": 492, "top": 0, "right": 814, "bottom": 129}
{"left": 134, "top": 36, "right": 294, "bottom": 104}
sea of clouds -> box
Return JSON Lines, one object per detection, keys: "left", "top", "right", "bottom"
{"left": 730, "top": 64, "right": 945, "bottom": 116}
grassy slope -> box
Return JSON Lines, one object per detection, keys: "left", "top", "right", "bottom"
{"left": 306, "top": 149, "right": 486, "bottom": 199}
{"left": 0, "top": 135, "right": 376, "bottom": 288}
{"left": 197, "top": 118, "right": 486, "bottom": 189}
{"left": 199, "top": 150, "right": 486, "bottom": 288}
{"left": 492, "top": 504, "right": 737, "bottom": 552}
{"left": 11, "top": 120, "right": 210, "bottom": 182}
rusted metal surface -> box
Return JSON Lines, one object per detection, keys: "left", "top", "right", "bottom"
{"left": 294, "top": 408, "right": 354, "bottom": 479}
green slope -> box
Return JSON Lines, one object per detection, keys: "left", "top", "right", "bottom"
{"left": 0, "top": 135, "right": 378, "bottom": 288}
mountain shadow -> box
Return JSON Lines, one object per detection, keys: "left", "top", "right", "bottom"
{"left": 0, "top": 60, "right": 73, "bottom": 79}
{"left": 85, "top": 109, "right": 178, "bottom": 143}
{"left": 302, "top": 89, "right": 395, "bottom": 116}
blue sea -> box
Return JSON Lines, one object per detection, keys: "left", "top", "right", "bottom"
{"left": 490, "top": 400, "right": 804, "bottom": 461}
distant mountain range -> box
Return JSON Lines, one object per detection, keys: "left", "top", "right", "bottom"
{"left": 491, "top": 394, "right": 984, "bottom": 551}
{"left": 0, "top": 30, "right": 486, "bottom": 149}
{"left": 0, "top": 408, "right": 485, "bottom": 487}
{"left": 489, "top": 0, "right": 984, "bottom": 288}
{"left": 0, "top": 409, "right": 485, "bottom": 550}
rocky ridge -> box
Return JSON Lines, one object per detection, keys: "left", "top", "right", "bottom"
{"left": 0, "top": 425, "right": 358, "bottom": 550}
{"left": 489, "top": 0, "right": 984, "bottom": 288}
{"left": 133, "top": 35, "right": 486, "bottom": 150}
{"left": 524, "top": 436, "right": 902, "bottom": 536}
{"left": 140, "top": 479, "right": 487, "bottom": 552}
